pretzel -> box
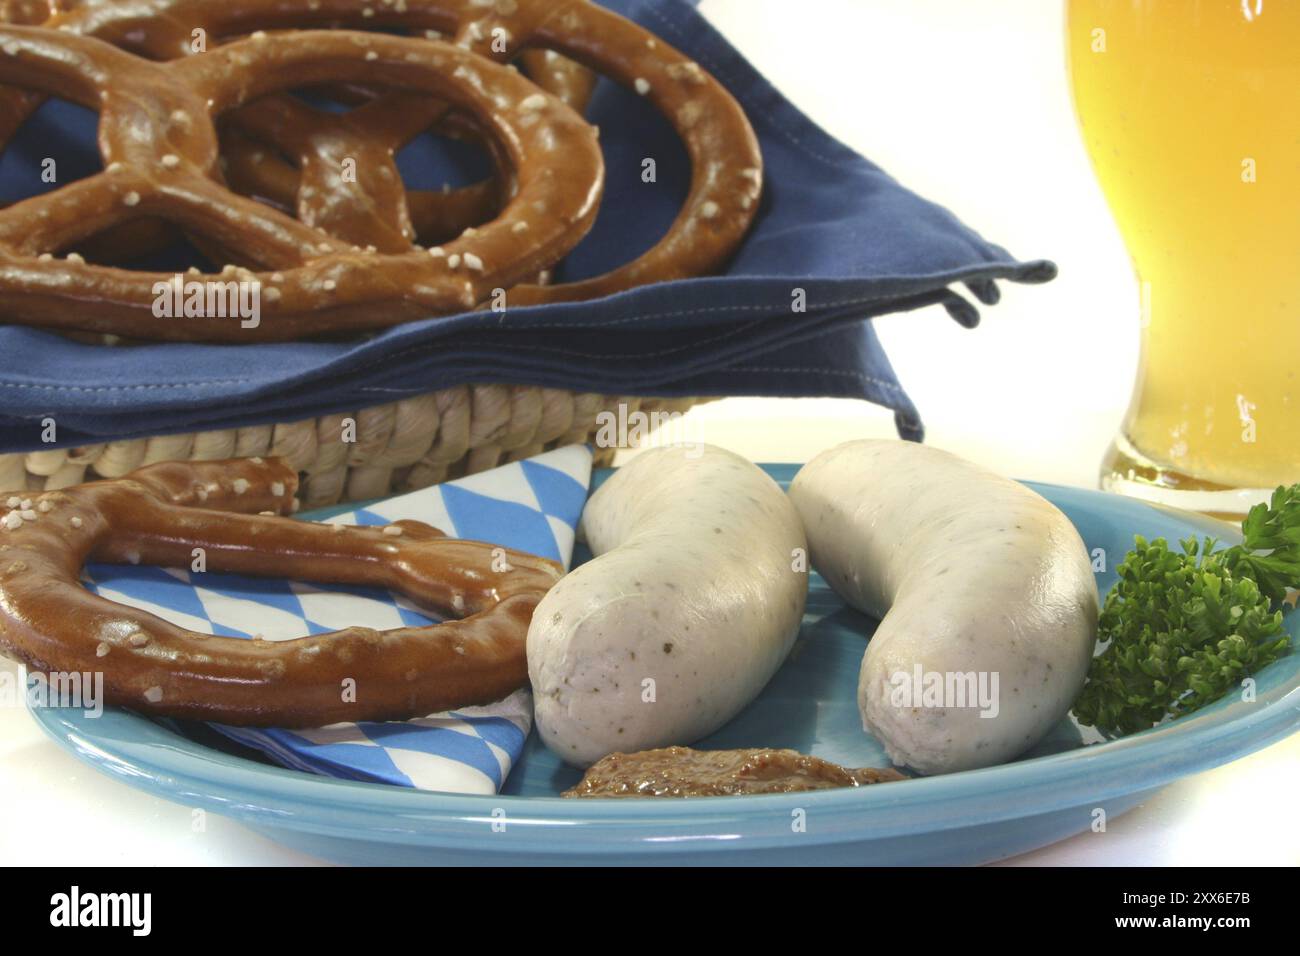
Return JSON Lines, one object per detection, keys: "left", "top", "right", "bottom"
{"left": 219, "top": 47, "right": 598, "bottom": 250}
{"left": 0, "top": 4, "right": 500, "bottom": 259}
{"left": 223, "top": 92, "right": 461, "bottom": 253}
{"left": 20, "top": 0, "right": 763, "bottom": 306}
{"left": 0, "top": 0, "right": 50, "bottom": 144}
{"left": 221, "top": 89, "right": 541, "bottom": 253}
{"left": 0, "top": 0, "right": 51, "bottom": 22}
{"left": 0, "top": 457, "right": 562, "bottom": 726}
{"left": 22, "top": 1, "right": 595, "bottom": 251}
{"left": 0, "top": 24, "right": 604, "bottom": 340}
{"left": 1, "top": 1, "right": 594, "bottom": 262}
{"left": 461, "top": 0, "right": 765, "bottom": 303}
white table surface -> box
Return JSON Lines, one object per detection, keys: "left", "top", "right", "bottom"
{"left": 2, "top": 0, "right": 1296, "bottom": 866}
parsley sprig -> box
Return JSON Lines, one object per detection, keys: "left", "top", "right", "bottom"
{"left": 1072, "top": 485, "right": 1299, "bottom": 736}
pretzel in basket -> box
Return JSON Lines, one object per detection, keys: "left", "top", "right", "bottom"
{"left": 7, "top": 0, "right": 598, "bottom": 254}
{"left": 219, "top": 46, "right": 598, "bottom": 250}
{"left": 253, "top": 0, "right": 766, "bottom": 301}
{"left": 454, "top": 0, "right": 766, "bottom": 303}
{"left": 0, "top": 0, "right": 762, "bottom": 336}
{"left": 0, "top": 457, "right": 562, "bottom": 726}
{"left": 0, "top": 24, "right": 604, "bottom": 340}
{"left": 221, "top": 97, "right": 503, "bottom": 252}
{"left": 223, "top": 92, "right": 477, "bottom": 254}
{"left": 0, "top": 3, "right": 517, "bottom": 258}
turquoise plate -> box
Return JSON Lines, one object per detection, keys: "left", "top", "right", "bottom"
{"left": 27, "top": 466, "right": 1300, "bottom": 865}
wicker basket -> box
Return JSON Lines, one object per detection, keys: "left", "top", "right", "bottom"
{"left": 0, "top": 386, "right": 705, "bottom": 506}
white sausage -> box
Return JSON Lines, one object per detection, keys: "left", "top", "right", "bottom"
{"left": 529, "top": 445, "right": 808, "bottom": 767}
{"left": 788, "top": 440, "right": 1097, "bottom": 775}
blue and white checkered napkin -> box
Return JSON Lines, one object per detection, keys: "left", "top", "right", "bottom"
{"left": 82, "top": 445, "right": 592, "bottom": 794}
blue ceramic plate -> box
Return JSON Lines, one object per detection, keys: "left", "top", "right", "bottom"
{"left": 27, "top": 466, "right": 1300, "bottom": 865}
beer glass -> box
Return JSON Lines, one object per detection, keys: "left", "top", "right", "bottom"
{"left": 1066, "top": 0, "right": 1300, "bottom": 515}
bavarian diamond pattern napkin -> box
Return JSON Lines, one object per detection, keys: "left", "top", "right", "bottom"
{"left": 81, "top": 445, "right": 592, "bottom": 794}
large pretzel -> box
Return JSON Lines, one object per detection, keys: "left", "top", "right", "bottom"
{"left": 222, "top": 91, "right": 476, "bottom": 254}
{"left": 5, "top": 1, "right": 596, "bottom": 257}
{"left": 0, "top": 458, "right": 562, "bottom": 726}
{"left": 0, "top": 24, "right": 604, "bottom": 340}
{"left": 218, "top": 46, "right": 598, "bottom": 250}
{"left": 3, "top": 0, "right": 762, "bottom": 328}
{"left": 463, "top": 0, "right": 765, "bottom": 303}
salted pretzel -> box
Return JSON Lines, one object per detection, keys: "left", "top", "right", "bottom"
{"left": 457, "top": 0, "right": 765, "bottom": 303}
{"left": 4, "top": 0, "right": 597, "bottom": 257}
{"left": 223, "top": 92, "right": 469, "bottom": 253}
{"left": 0, "top": 458, "right": 562, "bottom": 726}
{"left": 0, "top": 1, "right": 594, "bottom": 261}
{"left": 22, "top": 0, "right": 763, "bottom": 305}
{"left": 0, "top": 16, "right": 502, "bottom": 261}
{"left": 221, "top": 89, "right": 531, "bottom": 253}
{"left": 0, "top": 24, "right": 604, "bottom": 340}
{"left": 219, "top": 47, "right": 598, "bottom": 250}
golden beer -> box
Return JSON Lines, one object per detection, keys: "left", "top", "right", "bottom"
{"left": 1066, "top": 0, "right": 1300, "bottom": 513}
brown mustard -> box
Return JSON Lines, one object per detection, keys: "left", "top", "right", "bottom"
{"left": 564, "top": 746, "right": 907, "bottom": 798}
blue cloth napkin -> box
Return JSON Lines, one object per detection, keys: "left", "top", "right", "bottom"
{"left": 81, "top": 445, "right": 593, "bottom": 793}
{"left": 0, "top": 0, "right": 1054, "bottom": 450}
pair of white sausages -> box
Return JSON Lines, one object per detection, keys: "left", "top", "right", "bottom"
{"left": 529, "top": 440, "right": 1097, "bottom": 775}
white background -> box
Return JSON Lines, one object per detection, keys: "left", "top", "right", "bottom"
{"left": 1, "top": 0, "right": 1296, "bottom": 866}
{"left": 680, "top": 0, "right": 1139, "bottom": 485}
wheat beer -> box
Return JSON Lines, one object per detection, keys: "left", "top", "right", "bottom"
{"left": 1067, "top": 0, "right": 1300, "bottom": 512}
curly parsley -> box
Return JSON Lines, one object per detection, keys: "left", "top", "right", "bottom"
{"left": 1072, "top": 485, "right": 1299, "bottom": 736}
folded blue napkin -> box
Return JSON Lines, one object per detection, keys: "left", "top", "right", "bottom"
{"left": 82, "top": 445, "right": 592, "bottom": 793}
{"left": 0, "top": 0, "right": 1053, "bottom": 451}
